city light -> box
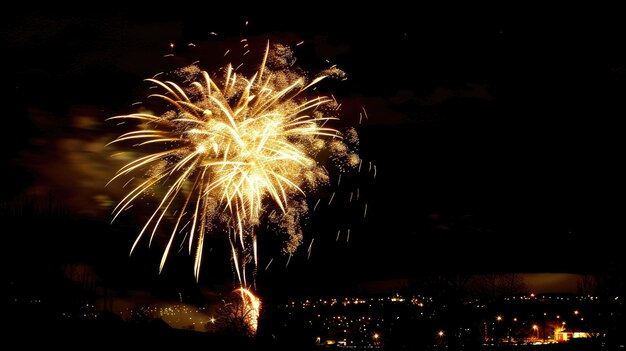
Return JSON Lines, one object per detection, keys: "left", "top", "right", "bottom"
{"left": 532, "top": 324, "right": 539, "bottom": 339}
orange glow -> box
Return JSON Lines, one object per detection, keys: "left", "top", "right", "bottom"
{"left": 235, "top": 287, "right": 261, "bottom": 333}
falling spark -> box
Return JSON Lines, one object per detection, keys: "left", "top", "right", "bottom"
{"left": 286, "top": 254, "right": 292, "bottom": 267}
{"left": 373, "top": 165, "right": 377, "bottom": 179}
{"left": 264, "top": 258, "right": 273, "bottom": 271}
{"left": 313, "top": 198, "right": 321, "bottom": 212}
{"left": 346, "top": 228, "right": 350, "bottom": 242}
{"left": 363, "top": 203, "right": 368, "bottom": 218}
{"left": 328, "top": 192, "right": 336, "bottom": 205}
{"left": 336, "top": 229, "right": 341, "bottom": 241}
{"left": 296, "top": 41, "right": 305, "bottom": 46}
{"left": 307, "top": 238, "right": 314, "bottom": 259}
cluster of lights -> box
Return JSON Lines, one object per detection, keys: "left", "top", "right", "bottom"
{"left": 119, "top": 304, "right": 214, "bottom": 331}
{"left": 286, "top": 294, "right": 431, "bottom": 309}
{"left": 284, "top": 293, "right": 432, "bottom": 348}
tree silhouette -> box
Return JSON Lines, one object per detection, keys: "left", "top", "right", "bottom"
{"left": 215, "top": 292, "right": 256, "bottom": 338}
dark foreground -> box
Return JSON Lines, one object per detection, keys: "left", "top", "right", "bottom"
{"left": 6, "top": 319, "right": 622, "bottom": 351}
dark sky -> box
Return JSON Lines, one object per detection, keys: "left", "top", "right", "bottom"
{"left": 2, "top": 6, "right": 625, "bottom": 297}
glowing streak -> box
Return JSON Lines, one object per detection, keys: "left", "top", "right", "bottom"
{"left": 264, "top": 258, "right": 273, "bottom": 271}
{"left": 253, "top": 237, "right": 258, "bottom": 268}
{"left": 307, "top": 238, "right": 314, "bottom": 259}
{"left": 313, "top": 198, "right": 321, "bottom": 211}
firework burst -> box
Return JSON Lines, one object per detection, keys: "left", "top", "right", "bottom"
{"left": 108, "top": 42, "right": 359, "bottom": 285}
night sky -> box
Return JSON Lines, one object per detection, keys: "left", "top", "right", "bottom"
{"left": 2, "top": 6, "right": 625, "bottom": 297}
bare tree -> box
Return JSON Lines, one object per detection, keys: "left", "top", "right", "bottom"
{"left": 215, "top": 293, "right": 256, "bottom": 338}
{"left": 577, "top": 274, "right": 596, "bottom": 295}
{"left": 470, "top": 273, "right": 527, "bottom": 299}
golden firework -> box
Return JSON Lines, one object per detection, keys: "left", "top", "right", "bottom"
{"left": 108, "top": 42, "right": 359, "bottom": 282}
